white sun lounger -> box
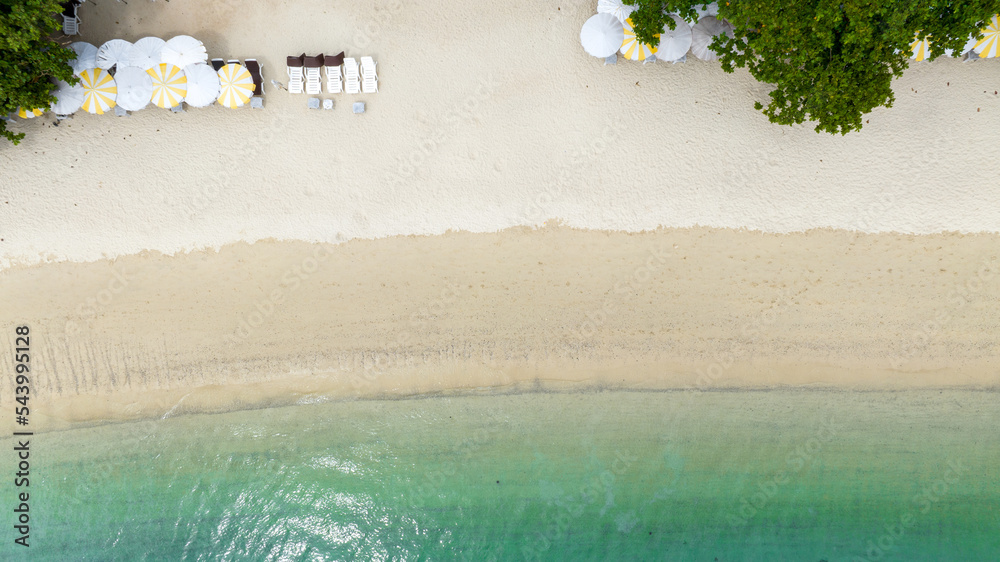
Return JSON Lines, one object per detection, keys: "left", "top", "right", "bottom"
{"left": 344, "top": 57, "right": 361, "bottom": 94}
{"left": 286, "top": 54, "right": 305, "bottom": 94}
{"left": 62, "top": 3, "right": 81, "bottom": 36}
{"left": 303, "top": 54, "right": 324, "bottom": 95}
{"left": 360, "top": 56, "right": 378, "bottom": 93}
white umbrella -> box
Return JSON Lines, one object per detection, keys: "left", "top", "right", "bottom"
{"left": 69, "top": 42, "right": 98, "bottom": 75}
{"left": 161, "top": 35, "right": 208, "bottom": 68}
{"left": 943, "top": 36, "right": 979, "bottom": 57}
{"left": 597, "top": 0, "right": 636, "bottom": 24}
{"left": 183, "top": 63, "right": 221, "bottom": 107}
{"left": 127, "top": 37, "right": 166, "bottom": 70}
{"left": 113, "top": 66, "right": 153, "bottom": 111}
{"left": 217, "top": 63, "right": 255, "bottom": 108}
{"left": 691, "top": 16, "right": 733, "bottom": 61}
{"left": 147, "top": 63, "right": 188, "bottom": 108}
{"left": 580, "top": 14, "right": 625, "bottom": 58}
{"left": 658, "top": 14, "right": 693, "bottom": 62}
{"left": 50, "top": 80, "right": 85, "bottom": 115}
{"left": 693, "top": 2, "right": 719, "bottom": 20}
{"left": 96, "top": 39, "right": 133, "bottom": 70}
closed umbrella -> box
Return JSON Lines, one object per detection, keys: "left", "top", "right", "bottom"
{"left": 974, "top": 14, "right": 1000, "bottom": 58}
{"left": 183, "top": 63, "right": 221, "bottom": 107}
{"left": 580, "top": 14, "right": 625, "bottom": 58}
{"left": 79, "top": 68, "right": 117, "bottom": 114}
{"left": 597, "top": 0, "right": 636, "bottom": 24}
{"left": 658, "top": 14, "right": 693, "bottom": 62}
{"left": 97, "top": 39, "right": 133, "bottom": 70}
{"left": 127, "top": 37, "right": 166, "bottom": 70}
{"left": 69, "top": 42, "right": 98, "bottom": 74}
{"left": 114, "top": 66, "right": 153, "bottom": 111}
{"left": 162, "top": 35, "right": 208, "bottom": 67}
{"left": 621, "top": 17, "right": 658, "bottom": 62}
{"left": 147, "top": 63, "right": 188, "bottom": 108}
{"left": 691, "top": 16, "right": 733, "bottom": 61}
{"left": 50, "top": 80, "right": 85, "bottom": 115}
{"left": 217, "top": 63, "right": 255, "bottom": 108}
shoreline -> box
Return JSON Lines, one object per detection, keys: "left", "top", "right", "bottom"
{"left": 2, "top": 225, "right": 998, "bottom": 432}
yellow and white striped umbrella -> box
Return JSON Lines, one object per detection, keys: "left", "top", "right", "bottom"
{"left": 621, "top": 17, "right": 658, "bottom": 61}
{"left": 910, "top": 34, "right": 932, "bottom": 62}
{"left": 16, "top": 107, "right": 45, "bottom": 119}
{"left": 217, "top": 63, "right": 255, "bottom": 108}
{"left": 79, "top": 68, "right": 117, "bottom": 114}
{"left": 974, "top": 14, "right": 1000, "bottom": 58}
{"left": 147, "top": 63, "right": 187, "bottom": 108}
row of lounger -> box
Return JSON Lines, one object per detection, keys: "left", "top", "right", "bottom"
{"left": 286, "top": 53, "right": 378, "bottom": 95}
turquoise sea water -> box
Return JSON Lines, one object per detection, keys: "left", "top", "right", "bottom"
{"left": 3, "top": 390, "right": 998, "bottom": 561}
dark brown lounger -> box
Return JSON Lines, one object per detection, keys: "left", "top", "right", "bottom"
{"left": 245, "top": 59, "right": 264, "bottom": 96}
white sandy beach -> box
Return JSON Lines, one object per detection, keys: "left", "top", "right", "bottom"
{"left": 1, "top": 0, "right": 999, "bottom": 268}
{"left": 1, "top": 1, "right": 999, "bottom": 430}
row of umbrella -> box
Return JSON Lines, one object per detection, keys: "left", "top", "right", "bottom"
{"left": 584, "top": 2, "right": 1000, "bottom": 64}
{"left": 12, "top": 35, "right": 255, "bottom": 119}
{"left": 583, "top": 13, "right": 731, "bottom": 62}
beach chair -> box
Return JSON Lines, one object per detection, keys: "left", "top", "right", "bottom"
{"left": 325, "top": 51, "right": 344, "bottom": 94}
{"left": 211, "top": 58, "right": 225, "bottom": 71}
{"left": 245, "top": 59, "right": 264, "bottom": 97}
{"left": 303, "top": 54, "right": 325, "bottom": 95}
{"left": 343, "top": 57, "right": 361, "bottom": 94}
{"left": 286, "top": 54, "right": 305, "bottom": 94}
{"left": 62, "top": 2, "right": 81, "bottom": 36}
{"left": 360, "top": 56, "right": 378, "bottom": 93}
{"left": 227, "top": 59, "right": 240, "bottom": 66}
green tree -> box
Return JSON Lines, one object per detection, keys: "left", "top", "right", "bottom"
{"left": 625, "top": 1, "right": 1000, "bottom": 134}
{"left": 624, "top": 1, "right": 703, "bottom": 47}
{"left": 1, "top": 0, "right": 77, "bottom": 145}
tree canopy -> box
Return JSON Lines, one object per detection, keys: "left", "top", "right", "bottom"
{"left": 1, "top": 0, "right": 77, "bottom": 144}
{"left": 625, "top": 1, "right": 1000, "bottom": 134}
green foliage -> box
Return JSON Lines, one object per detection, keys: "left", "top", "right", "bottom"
{"left": 0, "top": 0, "right": 77, "bottom": 144}
{"left": 623, "top": 1, "right": 704, "bottom": 47}
{"left": 625, "top": 1, "right": 1000, "bottom": 134}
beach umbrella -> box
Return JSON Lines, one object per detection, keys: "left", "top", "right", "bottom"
{"left": 161, "top": 35, "right": 208, "bottom": 68}
{"left": 96, "top": 39, "right": 133, "bottom": 70}
{"left": 15, "top": 107, "right": 45, "bottom": 119}
{"left": 943, "top": 36, "right": 979, "bottom": 57}
{"left": 217, "top": 63, "right": 255, "bottom": 108}
{"left": 658, "top": 14, "right": 693, "bottom": 62}
{"left": 621, "top": 17, "right": 658, "bottom": 62}
{"left": 693, "top": 2, "right": 719, "bottom": 20}
{"left": 974, "top": 14, "right": 1000, "bottom": 58}
{"left": 49, "top": 80, "right": 85, "bottom": 115}
{"left": 127, "top": 37, "right": 166, "bottom": 70}
{"left": 147, "top": 63, "right": 187, "bottom": 108}
{"left": 69, "top": 42, "right": 98, "bottom": 75}
{"left": 597, "top": 0, "right": 636, "bottom": 24}
{"left": 182, "top": 63, "right": 221, "bottom": 108}
{"left": 580, "top": 14, "right": 625, "bottom": 58}
{"left": 910, "top": 34, "right": 932, "bottom": 62}
{"left": 79, "top": 68, "right": 117, "bottom": 114}
{"left": 691, "top": 16, "right": 733, "bottom": 61}
{"left": 114, "top": 66, "right": 154, "bottom": 111}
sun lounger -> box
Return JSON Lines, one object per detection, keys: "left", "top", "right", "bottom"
{"left": 211, "top": 58, "right": 224, "bottom": 71}
{"left": 62, "top": 2, "right": 81, "bottom": 36}
{"left": 286, "top": 54, "right": 305, "bottom": 94}
{"left": 227, "top": 59, "right": 239, "bottom": 66}
{"left": 245, "top": 59, "right": 264, "bottom": 97}
{"left": 360, "top": 56, "right": 378, "bottom": 93}
{"left": 303, "top": 54, "right": 325, "bottom": 95}
{"left": 325, "top": 51, "right": 344, "bottom": 94}
{"left": 343, "top": 57, "right": 361, "bottom": 94}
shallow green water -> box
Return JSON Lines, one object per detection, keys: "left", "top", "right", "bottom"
{"left": 3, "top": 390, "right": 998, "bottom": 561}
